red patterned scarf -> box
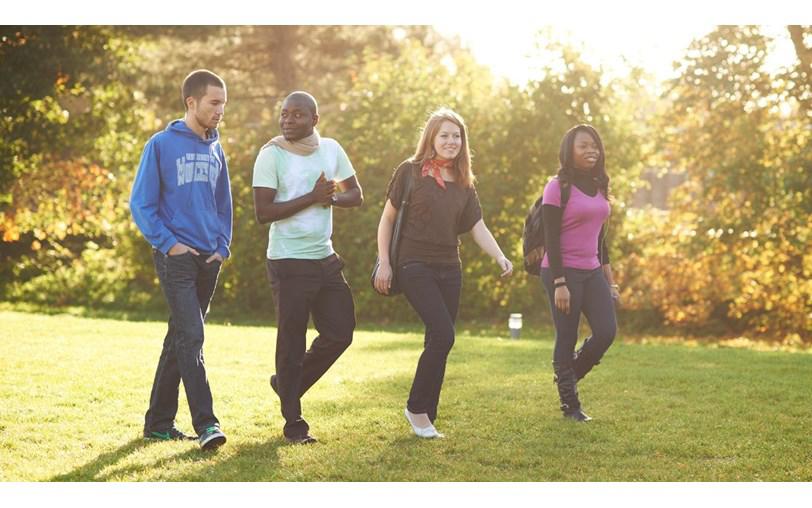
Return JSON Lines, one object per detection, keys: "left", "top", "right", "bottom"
{"left": 421, "top": 158, "right": 453, "bottom": 190}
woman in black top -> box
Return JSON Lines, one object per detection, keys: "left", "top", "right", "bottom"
{"left": 374, "top": 108, "right": 513, "bottom": 439}
{"left": 541, "top": 124, "right": 620, "bottom": 422}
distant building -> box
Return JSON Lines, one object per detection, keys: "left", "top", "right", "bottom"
{"left": 631, "top": 169, "right": 687, "bottom": 209}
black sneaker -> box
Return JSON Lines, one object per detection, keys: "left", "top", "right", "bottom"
{"left": 198, "top": 426, "right": 227, "bottom": 450}
{"left": 144, "top": 427, "right": 196, "bottom": 441}
{"left": 285, "top": 434, "right": 318, "bottom": 445}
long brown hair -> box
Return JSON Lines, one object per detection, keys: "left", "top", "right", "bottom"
{"left": 411, "top": 108, "right": 475, "bottom": 188}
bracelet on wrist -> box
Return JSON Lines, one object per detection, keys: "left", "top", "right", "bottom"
{"left": 554, "top": 281, "right": 567, "bottom": 288}
{"left": 610, "top": 284, "right": 619, "bottom": 290}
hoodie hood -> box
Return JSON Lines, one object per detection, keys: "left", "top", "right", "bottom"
{"left": 166, "top": 119, "right": 220, "bottom": 145}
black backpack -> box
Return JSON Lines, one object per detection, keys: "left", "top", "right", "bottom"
{"left": 521, "top": 177, "right": 571, "bottom": 276}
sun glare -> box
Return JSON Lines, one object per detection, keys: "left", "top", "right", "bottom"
{"left": 434, "top": 23, "right": 798, "bottom": 86}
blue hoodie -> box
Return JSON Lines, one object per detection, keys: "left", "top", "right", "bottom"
{"left": 130, "top": 120, "right": 233, "bottom": 258}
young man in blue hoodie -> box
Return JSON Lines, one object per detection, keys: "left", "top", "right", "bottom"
{"left": 130, "top": 69, "right": 232, "bottom": 451}
{"left": 252, "top": 91, "right": 363, "bottom": 444}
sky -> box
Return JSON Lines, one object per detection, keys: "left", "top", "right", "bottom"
{"left": 7, "top": 0, "right": 809, "bottom": 86}
{"left": 434, "top": 23, "right": 798, "bottom": 84}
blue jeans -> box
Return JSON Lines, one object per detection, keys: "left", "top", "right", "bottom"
{"left": 144, "top": 249, "right": 222, "bottom": 436}
{"left": 399, "top": 261, "right": 462, "bottom": 423}
{"left": 541, "top": 267, "right": 616, "bottom": 379}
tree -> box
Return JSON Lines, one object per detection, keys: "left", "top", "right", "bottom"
{"left": 787, "top": 25, "right": 812, "bottom": 115}
{"left": 0, "top": 26, "right": 147, "bottom": 305}
{"left": 0, "top": 27, "right": 135, "bottom": 204}
{"left": 621, "top": 26, "right": 812, "bottom": 340}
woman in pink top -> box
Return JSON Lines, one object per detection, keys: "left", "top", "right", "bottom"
{"left": 540, "top": 124, "right": 620, "bottom": 422}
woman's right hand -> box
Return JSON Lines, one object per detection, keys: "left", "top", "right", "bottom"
{"left": 554, "top": 285, "right": 571, "bottom": 315}
{"left": 374, "top": 260, "right": 393, "bottom": 295}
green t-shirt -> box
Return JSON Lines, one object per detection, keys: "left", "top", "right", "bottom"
{"left": 252, "top": 138, "right": 356, "bottom": 260}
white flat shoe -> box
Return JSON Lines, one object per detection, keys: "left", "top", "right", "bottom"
{"left": 404, "top": 408, "right": 444, "bottom": 439}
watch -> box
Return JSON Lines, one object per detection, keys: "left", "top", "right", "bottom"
{"left": 330, "top": 195, "right": 338, "bottom": 206}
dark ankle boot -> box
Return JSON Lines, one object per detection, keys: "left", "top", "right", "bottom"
{"left": 553, "top": 362, "right": 592, "bottom": 422}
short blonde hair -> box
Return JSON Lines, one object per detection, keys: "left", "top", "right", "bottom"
{"left": 411, "top": 108, "right": 475, "bottom": 188}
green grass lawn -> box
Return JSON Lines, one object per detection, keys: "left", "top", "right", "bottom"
{"left": 1, "top": 309, "right": 810, "bottom": 481}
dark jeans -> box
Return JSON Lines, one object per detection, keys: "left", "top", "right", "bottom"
{"left": 541, "top": 267, "right": 617, "bottom": 377}
{"left": 399, "top": 261, "right": 462, "bottom": 423}
{"left": 145, "top": 249, "right": 222, "bottom": 436}
{"left": 266, "top": 254, "right": 355, "bottom": 439}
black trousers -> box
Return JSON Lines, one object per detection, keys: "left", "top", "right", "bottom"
{"left": 541, "top": 267, "right": 617, "bottom": 376}
{"left": 145, "top": 249, "right": 221, "bottom": 436}
{"left": 399, "top": 261, "right": 462, "bottom": 423}
{"left": 266, "top": 254, "right": 355, "bottom": 438}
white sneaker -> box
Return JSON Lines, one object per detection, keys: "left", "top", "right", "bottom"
{"left": 404, "top": 408, "right": 444, "bottom": 439}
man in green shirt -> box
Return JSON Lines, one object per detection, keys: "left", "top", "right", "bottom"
{"left": 252, "top": 91, "right": 363, "bottom": 444}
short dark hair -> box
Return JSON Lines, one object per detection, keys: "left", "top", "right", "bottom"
{"left": 283, "top": 91, "right": 319, "bottom": 116}
{"left": 181, "top": 69, "right": 226, "bottom": 110}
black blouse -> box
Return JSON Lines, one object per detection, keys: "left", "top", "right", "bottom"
{"left": 386, "top": 161, "right": 482, "bottom": 265}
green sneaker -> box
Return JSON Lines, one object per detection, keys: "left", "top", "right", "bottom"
{"left": 144, "top": 427, "right": 196, "bottom": 441}
{"left": 198, "top": 425, "right": 227, "bottom": 450}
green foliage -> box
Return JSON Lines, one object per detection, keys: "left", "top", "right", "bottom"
{"left": 0, "top": 27, "right": 137, "bottom": 203}
{"left": 2, "top": 25, "right": 808, "bottom": 340}
{"left": 0, "top": 27, "right": 154, "bottom": 305}
{"left": 6, "top": 244, "right": 137, "bottom": 307}
{"left": 620, "top": 26, "right": 812, "bottom": 340}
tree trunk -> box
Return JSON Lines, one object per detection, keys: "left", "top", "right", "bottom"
{"left": 788, "top": 26, "right": 811, "bottom": 73}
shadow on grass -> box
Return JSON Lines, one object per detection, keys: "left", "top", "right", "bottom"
{"left": 48, "top": 354, "right": 555, "bottom": 481}
{"left": 50, "top": 438, "right": 153, "bottom": 481}
{"left": 49, "top": 436, "right": 290, "bottom": 482}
